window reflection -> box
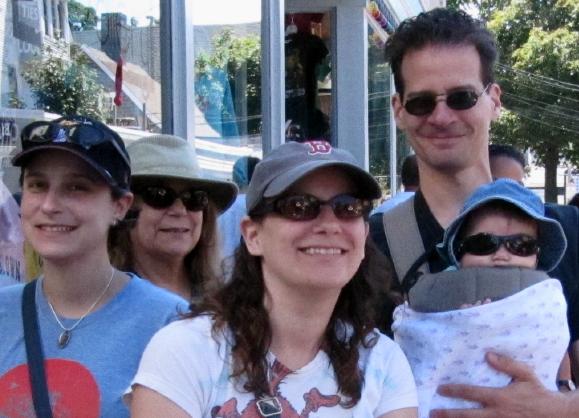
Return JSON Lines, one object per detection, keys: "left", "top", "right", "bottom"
{"left": 192, "top": 0, "right": 262, "bottom": 180}
{"left": 284, "top": 12, "right": 331, "bottom": 143}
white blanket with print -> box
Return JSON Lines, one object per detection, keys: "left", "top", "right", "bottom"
{"left": 393, "top": 279, "right": 569, "bottom": 418}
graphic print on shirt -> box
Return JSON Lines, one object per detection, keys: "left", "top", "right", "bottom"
{"left": 0, "top": 358, "right": 100, "bottom": 417}
{"left": 211, "top": 359, "right": 341, "bottom": 417}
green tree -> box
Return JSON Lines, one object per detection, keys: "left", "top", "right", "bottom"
{"left": 449, "top": 0, "right": 579, "bottom": 202}
{"left": 22, "top": 46, "right": 106, "bottom": 120}
{"left": 68, "top": 0, "right": 98, "bottom": 31}
{"left": 195, "top": 29, "right": 261, "bottom": 136}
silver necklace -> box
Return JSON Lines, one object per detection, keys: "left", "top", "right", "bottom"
{"left": 47, "top": 268, "right": 116, "bottom": 349}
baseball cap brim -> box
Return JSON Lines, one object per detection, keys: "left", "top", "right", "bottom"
{"left": 12, "top": 144, "right": 129, "bottom": 193}
{"left": 263, "top": 160, "right": 382, "bottom": 201}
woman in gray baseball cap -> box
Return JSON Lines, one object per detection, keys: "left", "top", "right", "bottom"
{"left": 109, "top": 134, "right": 237, "bottom": 300}
{"left": 129, "top": 141, "right": 418, "bottom": 418}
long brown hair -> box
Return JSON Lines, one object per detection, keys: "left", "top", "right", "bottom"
{"left": 108, "top": 200, "right": 220, "bottom": 298}
{"left": 189, "top": 235, "right": 390, "bottom": 406}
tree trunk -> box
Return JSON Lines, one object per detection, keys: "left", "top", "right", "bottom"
{"left": 544, "top": 146, "right": 559, "bottom": 203}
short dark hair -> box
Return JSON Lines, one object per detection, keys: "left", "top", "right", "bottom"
{"left": 400, "top": 154, "right": 419, "bottom": 188}
{"left": 385, "top": 8, "right": 498, "bottom": 97}
{"left": 489, "top": 144, "right": 527, "bottom": 169}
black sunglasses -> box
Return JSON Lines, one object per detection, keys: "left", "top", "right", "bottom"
{"left": 258, "top": 193, "right": 372, "bottom": 221}
{"left": 457, "top": 233, "right": 539, "bottom": 258}
{"left": 137, "top": 186, "right": 209, "bottom": 212}
{"left": 403, "top": 84, "right": 491, "bottom": 116}
{"left": 21, "top": 117, "right": 130, "bottom": 166}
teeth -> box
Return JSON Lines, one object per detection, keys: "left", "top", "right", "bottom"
{"left": 303, "top": 247, "right": 343, "bottom": 255}
{"left": 40, "top": 225, "right": 73, "bottom": 232}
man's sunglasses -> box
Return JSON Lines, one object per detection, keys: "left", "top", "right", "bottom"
{"left": 21, "top": 117, "right": 129, "bottom": 165}
{"left": 137, "top": 186, "right": 209, "bottom": 212}
{"left": 403, "top": 84, "right": 491, "bottom": 116}
{"left": 457, "top": 233, "right": 540, "bottom": 258}
{"left": 258, "top": 193, "right": 373, "bottom": 221}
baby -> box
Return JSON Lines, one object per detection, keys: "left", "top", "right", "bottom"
{"left": 393, "top": 179, "right": 569, "bottom": 417}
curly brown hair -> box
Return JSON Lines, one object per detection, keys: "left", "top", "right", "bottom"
{"left": 188, "top": 235, "right": 391, "bottom": 406}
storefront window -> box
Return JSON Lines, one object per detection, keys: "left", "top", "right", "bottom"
{"left": 284, "top": 12, "right": 332, "bottom": 143}
{"left": 192, "top": 0, "right": 262, "bottom": 180}
{"left": 2, "top": 0, "right": 164, "bottom": 190}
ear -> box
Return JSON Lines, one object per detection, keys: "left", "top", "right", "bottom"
{"left": 113, "top": 192, "right": 134, "bottom": 222}
{"left": 391, "top": 93, "right": 406, "bottom": 129}
{"left": 488, "top": 83, "right": 502, "bottom": 121}
{"left": 240, "top": 216, "right": 264, "bottom": 256}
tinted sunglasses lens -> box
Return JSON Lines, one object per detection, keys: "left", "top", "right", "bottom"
{"left": 460, "top": 233, "right": 499, "bottom": 256}
{"left": 505, "top": 235, "right": 539, "bottom": 257}
{"left": 141, "top": 186, "right": 175, "bottom": 209}
{"left": 276, "top": 195, "right": 319, "bottom": 220}
{"left": 447, "top": 90, "right": 478, "bottom": 110}
{"left": 332, "top": 195, "right": 370, "bottom": 219}
{"left": 180, "top": 190, "right": 209, "bottom": 211}
{"left": 404, "top": 96, "right": 436, "bottom": 116}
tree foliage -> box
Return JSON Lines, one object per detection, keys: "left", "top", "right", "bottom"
{"left": 450, "top": 0, "right": 579, "bottom": 202}
{"left": 22, "top": 46, "right": 106, "bottom": 120}
{"left": 194, "top": 29, "right": 261, "bottom": 136}
{"left": 68, "top": 0, "right": 98, "bottom": 31}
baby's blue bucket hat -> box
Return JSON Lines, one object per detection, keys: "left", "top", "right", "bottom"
{"left": 442, "top": 179, "right": 566, "bottom": 272}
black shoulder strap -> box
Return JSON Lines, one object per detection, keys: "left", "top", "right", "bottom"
{"left": 22, "top": 280, "right": 54, "bottom": 418}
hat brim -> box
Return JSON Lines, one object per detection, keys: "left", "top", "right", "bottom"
{"left": 132, "top": 174, "right": 238, "bottom": 213}
{"left": 12, "top": 144, "right": 128, "bottom": 192}
{"left": 263, "top": 160, "right": 381, "bottom": 201}
{"left": 443, "top": 196, "right": 567, "bottom": 272}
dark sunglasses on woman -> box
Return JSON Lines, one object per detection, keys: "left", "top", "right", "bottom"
{"left": 137, "top": 186, "right": 209, "bottom": 212}
{"left": 256, "top": 193, "right": 373, "bottom": 221}
{"left": 403, "top": 83, "right": 491, "bottom": 116}
{"left": 457, "top": 232, "right": 540, "bottom": 258}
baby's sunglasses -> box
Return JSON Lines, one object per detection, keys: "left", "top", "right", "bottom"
{"left": 403, "top": 84, "right": 491, "bottom": 116}
{"left": 136, "top": 186, "right": 209, "bottom": 212}
{"left": 457, "top": 233, "right": 540, "bottom": 258}
{"left": 256, "top": 193, "right": 373, "bottom": 221}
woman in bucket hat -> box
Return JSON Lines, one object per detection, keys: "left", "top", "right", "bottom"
{"left": 109, "top": 134, "right": 237, "bottom": 301}
{"left": 393, "top": 179, "right": 570, "bottom": 417}
{"left": 0, "top": 116, "right": 186, "bottom": 417}
{"left": 128, "top": 141, "right": 418, "bottom": 417}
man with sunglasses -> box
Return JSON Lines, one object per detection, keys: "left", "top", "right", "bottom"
{"left": 368, "top": 7, "right": 579, "bottom": 418}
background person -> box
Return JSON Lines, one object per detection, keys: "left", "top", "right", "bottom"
{"left": 372, "top": 154, "right": 419, "bottom": 215}
{"left": 128, "top": 141, "right": 418, "bottom": 418}
{"left": 488, "top": 143, "right": 527, "bottom": 184}
{"left": 0, "top": 116, "right": 186, "bottom": 417}
{"left": 217, "top": 155, "right": 261, "bottom": 261}
{"left": 109, "top": 135, "right": 237, "bottom": 301}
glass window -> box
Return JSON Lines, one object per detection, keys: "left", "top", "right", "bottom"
{"left": 2, "top": 0, "right": 164, "bottom": 191}
{"left": 284, "top": 12, "right": 331, "bottom": 143}
{"left": 192, "top": 0, "right": 263, "bottom": 180}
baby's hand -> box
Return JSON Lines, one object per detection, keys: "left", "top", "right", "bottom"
{"left": 460, "top": 298, "right": 492, "bottom": 309}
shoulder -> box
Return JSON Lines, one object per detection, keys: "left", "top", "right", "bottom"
{"left": 545, "top": 203, "right": 579, "bottom": 227}
{"left": 0, "top": 283, "right": 24, "bottom": 316}
{"left": 120, "top": 275, "right": 189, "bottom": 319}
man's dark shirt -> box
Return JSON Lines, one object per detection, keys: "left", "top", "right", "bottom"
{"left": 370, "top": 189, "right": 579, "bottom": 342}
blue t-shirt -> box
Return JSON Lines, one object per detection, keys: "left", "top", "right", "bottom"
{"left": 0, "top": 274, "right": 188, "bottom": 418}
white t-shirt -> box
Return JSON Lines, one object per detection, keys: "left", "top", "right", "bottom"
{"left": 129, "top": 316, "right": 417, "bottom": 417}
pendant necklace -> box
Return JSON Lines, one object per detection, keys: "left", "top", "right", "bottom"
{"left": 46, "top": 267, "right": 116, "bottom": 349}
